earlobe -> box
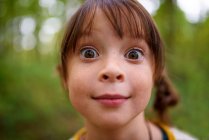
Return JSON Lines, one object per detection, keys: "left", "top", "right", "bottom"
{"left": 56, "top": 64, "right": 68, "bottom": 91}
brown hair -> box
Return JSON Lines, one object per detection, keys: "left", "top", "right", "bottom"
{"left": 60, "top": 0, "right": 179, "bottom": 124}
{"left": 154, "top": 71, "right": 179, "bottom": 124}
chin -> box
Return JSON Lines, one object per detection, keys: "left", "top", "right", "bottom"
{"left": 94, "top": 116, "right": 130, "bottom": 130}
{"left": 99, "top": 122, "right": 125, "bottom": 130}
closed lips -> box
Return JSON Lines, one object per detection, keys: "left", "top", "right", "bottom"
{"left": 92, "top": 94, "right": 130, "bottom": 100}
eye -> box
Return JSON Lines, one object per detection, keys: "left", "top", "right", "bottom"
{"left": 80, "top": 47, "right": 99, "bottom": 59}
{"left": 125, "top": 48, "right": 144, "bottom": 61}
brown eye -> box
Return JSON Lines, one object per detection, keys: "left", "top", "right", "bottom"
{"left": 80, "top": 48, "right": 99, "bottom": 58}
{"left": 125, "top": 49, "right": 144, "bottom": 60}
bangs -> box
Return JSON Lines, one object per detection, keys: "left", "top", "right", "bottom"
{"left": 80, "top": 0, "right": 148, "bottom": 40}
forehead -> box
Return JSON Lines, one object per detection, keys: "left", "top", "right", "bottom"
{"left": 79, "top": 10, "right": 147, "bottom": 47}
{"left": 79, "top": 4, "right": 147, "bottom": 40}
{"left": 81, "top": 9, "right": 110, "bottom": 34}
{"left": 80, "top": 9, "right": 119, "bottom": 39}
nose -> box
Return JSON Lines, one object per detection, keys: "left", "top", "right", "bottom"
{"left": 98, "top": 61, "right": 125, "bottom": 83}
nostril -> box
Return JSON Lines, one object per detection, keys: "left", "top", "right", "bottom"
{"left": 116, "top": 75, "right": 123, "bottom": 80}
{"left": 103, "top": 75, "right": 109, "bottom": 80}
{"left": 100, "top": 73, "right": 124, "bottom": 82}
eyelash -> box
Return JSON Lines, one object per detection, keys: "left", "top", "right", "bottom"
{"left": 124, "top": 48, "right": 144, "bottom": 61}
{"left": 79, "top": 46, "right": 144, "bottom": 62}
{"left": 80, "top": 47, "right": 99, "bottom": 59}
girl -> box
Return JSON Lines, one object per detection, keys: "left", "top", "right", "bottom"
{"left": 58, "top": 0, "right": 197, "bottom": 139}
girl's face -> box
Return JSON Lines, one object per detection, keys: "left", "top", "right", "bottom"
{"left": 65, "top": 9, "right": 154, "bottom": 129}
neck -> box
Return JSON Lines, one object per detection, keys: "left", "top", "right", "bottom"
{"left": 84, "top": 113, "right": 150, "bottom": 140}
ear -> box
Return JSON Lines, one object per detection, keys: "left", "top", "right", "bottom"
{"left": 56, "top": 64, "right": 68, "bottom": 91}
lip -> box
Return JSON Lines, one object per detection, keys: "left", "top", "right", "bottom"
{"left": 92, "top": 94, "right": 130, "bottom": 107}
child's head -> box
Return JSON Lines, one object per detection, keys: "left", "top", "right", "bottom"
{"left": 61, "top": 0, "right": 164, "bottom": 81}
{"left": 59, "top": 0, "right": 178, "bottom": 126}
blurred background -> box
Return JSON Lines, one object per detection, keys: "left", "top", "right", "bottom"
{"left": 0, "top": 0, "right": 208, "bottom": 139}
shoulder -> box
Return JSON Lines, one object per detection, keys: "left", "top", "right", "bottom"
{"left": 154, "top": 121, "right": 198, "bottom": 140}
{"left": 169, "top": 127, "right": 198, "bottom": 140}
{"left": 70, "top": 125, "right": 198, "bottom": 140}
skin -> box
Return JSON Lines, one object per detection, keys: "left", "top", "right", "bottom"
{"left": 63, "top": 9, "right": 162, "bottom": 140}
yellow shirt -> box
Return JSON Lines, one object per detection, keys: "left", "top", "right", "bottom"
{"left": 70, "top": 122, "right": 176, "bottom": 140}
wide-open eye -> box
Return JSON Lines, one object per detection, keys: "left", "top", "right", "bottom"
{"left": 125, "top": 48, "right": 144, "bottom": 61}
{"left": 80, "top": 47, "right": 99, "bottom": 59}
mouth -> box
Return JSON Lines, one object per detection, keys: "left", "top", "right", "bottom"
{"left": 92, "top": 94, "right": 130, "bottom": 107}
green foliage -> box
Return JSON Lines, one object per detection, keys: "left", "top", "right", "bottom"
{"left": 0, "top": 51, "right": 82, "bottom": 139}
{"left": 154, "top": 1, "right": 209, "bottom": 139}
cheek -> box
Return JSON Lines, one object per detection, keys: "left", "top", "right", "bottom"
{"left": 67, "top": 77, "right": 88, "bottom": 112}
{"left": 66, "top": 65, "right": 94, "bottom": 109}
{"left": 129, "top": 67, "right": 154, "bottom": 107}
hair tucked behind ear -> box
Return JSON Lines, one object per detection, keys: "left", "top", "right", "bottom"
{"left": 154, "top": 71, "right": 179, "bottom": 125}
